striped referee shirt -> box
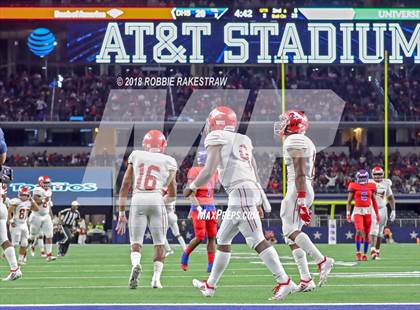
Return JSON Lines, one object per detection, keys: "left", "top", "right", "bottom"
{"left": 59, "top": 208, "right": 80, "bottom": 226}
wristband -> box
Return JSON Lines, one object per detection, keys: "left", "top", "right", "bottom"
{"left": 119, "top": 211, "right": 125, "bottom": 217}
{"left": 189, "top": 182, "right": 198, "bottom": 191}
{"left": 297, "top": 191, "right": 306, "bottom": 198}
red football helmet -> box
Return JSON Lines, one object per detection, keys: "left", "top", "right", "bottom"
{"left": 372, "top": 166, "right": 384, "bottom": 182}
{"left": 274, "top": 110, "right": 309, "bottom": 137}
{"left": 18, "top": 186, "right": 30, "bottom": 200}
{"left": 38, "top": 175, "right": 51, "bottom": 189}
{"left": 205, "top": 106, "right": 237, "bottom": 134}
{"left": 142, "top": 130, "right": 167, "bottom": 153}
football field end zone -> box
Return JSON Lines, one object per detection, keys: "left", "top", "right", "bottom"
{"left": 0, "top": 304, "right": 420, "bottom": 310}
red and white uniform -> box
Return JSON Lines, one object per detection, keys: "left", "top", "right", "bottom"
{"left": 348, "top": 182, "right": 377, "bottom": 235}
{"left": 369, "top": 179, "right": 393, "bottom": 237}
{"left": 128, "top": 150, "right": 177, "bottom": 246}
{"left": 9, "top": 198, "right": 31, "bottom": 247}
{"left": 205, "top": 130, "right": 264, "bottom": 249}
{"left": 0, "top": 186, "right": 9, "bottom": 244}
{"left": 29, "top": 187, "right": 54, "bottom": 239}
{"left": 281, "top": 134, "right": 316, "bottom": 243}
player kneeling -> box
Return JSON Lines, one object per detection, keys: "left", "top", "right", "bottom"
{"left": 117, "top": 130, "right": 177, "bottom": 289}
{"left": 184, "top": 106, "right": 296, "bottom": 301}
{"left": 8, "top": 187, "right": 39, "bottom": 265}
{"left": 346, "top": 170, "right": 380, "bottom": 261}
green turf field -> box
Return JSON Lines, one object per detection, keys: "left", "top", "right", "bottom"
{"left": 0, "top": 244, "right": 419, "bottom": 304}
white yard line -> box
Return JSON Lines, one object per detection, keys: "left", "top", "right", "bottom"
{"left": 0, "top": 283, "right": 419, "bottom": 291}
{"left": 4, "top": 271, "right": 419, "bottom": 280}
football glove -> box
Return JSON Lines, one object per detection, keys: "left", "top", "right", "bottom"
{"left": 1, "top": 165, "right": 13, "bottom": 184}
{"left": 256, "top": 183, "right": 271, "bottom": 213}
{"left": 298, "top": 202, "right": 312, "bottom": 225}
{"left": 116, "top": 212, "right": 128, "bottom": 235}
{"left": 389, "top": 210, "right": 396, "bottom": 222}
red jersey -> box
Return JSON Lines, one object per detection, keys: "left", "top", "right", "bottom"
{"left": 187, "top": 166, "right": 218, "bottom": 205}
{"left": 348, "top": 182, "right": 377, "bottom": 207}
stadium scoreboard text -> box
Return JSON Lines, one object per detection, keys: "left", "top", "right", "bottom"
{"left": 1, "top": 7, "right": 420, "bottom": 64}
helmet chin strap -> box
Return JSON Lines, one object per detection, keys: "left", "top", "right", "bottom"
{"left": 148, "top": 148, "right": 162, "bottom": 153}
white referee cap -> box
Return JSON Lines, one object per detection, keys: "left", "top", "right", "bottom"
{"left": 71, "top": 201, "right": 80, "bottom": 207}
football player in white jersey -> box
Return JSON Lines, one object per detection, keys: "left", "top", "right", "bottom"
{"left": 1, "top": 129, "right": 22, "bottom": 281}
{"left": 28, "top": 176, "right": 56, "bottom": 262}
{"left": 117, "top": 129, "right": 177, "bottom": 290}
{"left": 163, "top": 200, "right": 187, "bottom": 256}
{"left": 274, "top": 110, "right": 334, "bottom": 289}
{"left": 184, "top": 106, "right": 296, "bottom": 301}
{"left": 8, "top": 187, "right": 39, "bottom": 265}
{"left": 31, "top": 176, "right": 52, "bottom": 257}
{"left": 369, "top": 166, "right": 396, "bottom": 259}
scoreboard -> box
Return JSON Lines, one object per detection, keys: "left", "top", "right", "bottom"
{"left": 1, "top": 7, "right": 419, "bottom": 64}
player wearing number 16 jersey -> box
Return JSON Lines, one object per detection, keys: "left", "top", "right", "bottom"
{"left": 274, "top": 110, "right": 334, "bottom": 290}
{"left": 117, "top": 129, "right": 177, "bottom": 290}
{"left": 185, "top": 106, "right": 296, "bottom": 301}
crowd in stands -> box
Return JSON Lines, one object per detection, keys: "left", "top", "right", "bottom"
{"left": 1, "top": 65, "right": 419, "bottom": 123}
{"left": 6, "top": 150, "right": 419, "bottom": 195}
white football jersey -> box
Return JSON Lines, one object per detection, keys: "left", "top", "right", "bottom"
{"left": 10, "top": 198, "right": 31, "bottom": 224}
{"left": 128, "top": 150, "right": 177, "bottom": 193}
{"left": 3, "top": 197, "right": 11, "bottom": 209}
{"left": 369, "top": 178, "right": 393, "bottom": 209}
{"left": 205, "top": 130, "right": 256, "bottom": 190}
{"left": 32, "top": 186, "right": 50, "bottom": 216}
{"left": 283, "top": 134, "right": 316, "bottom": 183}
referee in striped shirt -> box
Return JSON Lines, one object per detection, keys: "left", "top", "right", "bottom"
{"left": 58, "top": 201, "right": 80, "bottom": 256}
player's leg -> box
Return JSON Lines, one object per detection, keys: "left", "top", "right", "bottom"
{"left": 353, "top": 214, "right": 364, "bottom": 260}
{"left": 282, "top": 187, "right": 333, "bottom": 286}
{"left": 205, "top": 213, "right": 218, "bottom": 272}
{"left": 127, "top": 202, "right": 147, "bottom": 289}
{"left": 18, "top": 226, "right": 29, "bottom": 265}
{"left": 375, "top": 208, "right": 388, "bottom": 259}
{"left": 148, "top": 201, "right": 168, "bottom": 289}
{"left": 370, "top": 208, "right": 380, "bottom": 259}
{"left": 237, "top": 201, "right": 295, "bottom": 300}
{"left": 0, "top": 215, "right": 21, "bottom": 281}
{"left": 168, "top": 211, "right": 186, "bottom": 251}
{"left": 28, "top": 215, "right": 41, "bottom": 257}
{"left": 288, "top": 243, "right": 315, "bottom": 292}
{"left": 282, "top": 196, "right": 314, "bottom": 292}
{"left": 181, "top": 210, "right": 205, "bottom": 271}
{"left": 42, "top": 217, "right": 55, "bottom": 261}
{"left": 362, "top": 214, "right": 372, "bottom": 261}
{"left": 10, "top": 226, "right": 22, "bottom": 264}
{"left": 195, "top": 214, "right": 237, "bottom": 296}
{"left": 38, "top": 235, "right": 45, "bottom": 257}
{"left": 163, "top": 238, "right": 173, "bottom": 256}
